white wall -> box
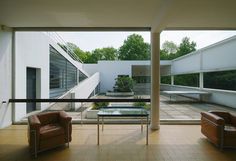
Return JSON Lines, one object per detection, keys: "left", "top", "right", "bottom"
{"left": 163, "top": 36, "right": 236, "bottom": 109}
{"left": 72, "top": 72, "right": 100, "bottom": 109}
{"left": 161, "top": 84, "right": 236, "bottom": 108}
{"left": 0, "top": 30, "right": 12, "bottom": 128}
{"left": 73, "top": 72, "right": 100, "bottom": 98}
{"left": 172, "top": 53, "right": 200, "bottom": 74}
{"left": 14, "top": 32, "right": 50, "bottom": 121}
{"left": 84, "top": 61, "right": 151, "bottom": 93}
{"left": 14, "top": 32, "right": 86, "bottom": 121}
{"left": 82, "top": 64, "right": 98, "bottom": 76}
{"left": 171, "top": 35, "right": 236, "bottom": 74}
{"left": 201, "top": 36, "right": 236, "bottom": 72}
{"left": 83, "top": 60, "right": 171, "bottom": 93}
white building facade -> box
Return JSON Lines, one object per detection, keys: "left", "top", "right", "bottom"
{"left": 0, "top": 31, "right": 236, "bottom": 128}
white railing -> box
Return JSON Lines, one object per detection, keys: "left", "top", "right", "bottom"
{"left": 44, "top": 32, "right": 83, "bottom": 63}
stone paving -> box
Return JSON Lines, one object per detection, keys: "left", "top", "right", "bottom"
{"left": 49, "top": 94, "right": 236, "bottom": 121}
{"left": 160, "top": 94, "right": 236, "bottom": 120}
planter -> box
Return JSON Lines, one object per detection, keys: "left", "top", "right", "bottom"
{"left": 106, "top": 91, "right": 134, "bottom": 97}
{"left": 86, "top": 109, "right": 99, "bottom": 119}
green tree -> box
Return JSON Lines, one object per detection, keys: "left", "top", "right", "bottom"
{"left": 113, "top": 75, "right": 135, "bottom": 92}
{"left": 160, "top": 37, "right": 196, "bottom": 60}
{"left": 92, "top": 47, "right": 117, "bottom": 61}
{"left": 160, "top": 49, "right": 170, "bottom": 60}
{"left": 177, "top": 37, "right": 196, "bottom": 57}
{"left": 118, "top": 34, "right": 150, "bottom": 60}
{"left": 64, "top": 43, "right": 117, "bottom": 63}
{"left": 65, "top": 42, "right": 89, "bottom": 62}
{"left": 86, "top": 47, "right": 117, "bottom": 63}
{"left": 162, "top": 41, "right": 178, "bottom": 54}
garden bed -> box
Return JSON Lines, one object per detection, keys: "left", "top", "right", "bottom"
{"left": 106, "top": 91, "right": 134, "bottom": 97}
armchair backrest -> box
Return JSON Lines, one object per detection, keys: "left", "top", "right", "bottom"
{"left": 209, "top": 111, "right": 231, "bottom": 124}
{"left": 37, "top": 112, "right": 60, "bottom": 125}
{"left": 230, "top": 113, "right": 236, "bottom": 126}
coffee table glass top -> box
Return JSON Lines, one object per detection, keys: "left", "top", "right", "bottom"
{"left": 97, "top": 107, "right": 149, "bottom": 117}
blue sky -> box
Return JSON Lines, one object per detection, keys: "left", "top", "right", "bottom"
{"left": 57, "top": 30, "right": 236, "bottom": 52}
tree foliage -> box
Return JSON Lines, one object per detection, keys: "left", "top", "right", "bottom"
{"left": 86, "top": 47, "right": 117, "bottom": 63}
{"left": 61, "top": 36, "right": 196, "bottom": 63}
{"left": 113, "top": 75, "right": 135, "bottom": 92}
{"left": 177, "top": 37, "right": 196, "bottom": 57}
{"left": 67, "top": 42, "right": 89, "bottom": 62}
{"left": 174, "top": 73, "right": 199, "bottom": 87}
{"left": 204, "top": 70, "right": 236, "bottom": 91}
{"left": 162, "top": 41, "right": 178, "bottom": 54}
{"left": 92, "top": 102, "right": 109, "bottom": 110}
{"left": 160, "top": 37, "right": 196, "bottom": 60}
{"left": 118, "top": 34, "right": 150, "bottom": 60}
{"left": 64, "top": 42, "right": 117, "bottom": 63}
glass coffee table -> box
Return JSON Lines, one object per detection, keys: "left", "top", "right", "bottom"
{"left": 97, "top": 106, "right": 149, "bottom": 145}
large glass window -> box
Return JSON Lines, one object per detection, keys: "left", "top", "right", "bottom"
{"left": 174, "top": 73, "right": 199, "bottom": 87}
{"left": 161, "top": 76, "right": 171, "bottom": 84}
{"left": 204, "top": 70, "right": 236, "bottom": 91}
{"left": 50, "top": 46, "right": 77, "bottom": 98}
{"left": 132, "top": 76, "right": 151, "bottom": 83}
{"left": 79, "top": 70, "right": 88, "bottom": 82}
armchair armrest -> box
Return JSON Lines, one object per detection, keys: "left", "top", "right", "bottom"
{"left": 201, "top": 112, "right": 225, "bottom": 125}
{"left": 28, "top": 115, "right": 41, "bottom": 155}
{"left": 209, "top": 111, "right": 231, "bottom": 124}
{"left": 230, "top": 113, "right": 236, "bottom": 126}
{"left": 59, "top": 111, "right": 72, "bottom": 128}
{"left": 59, "top": 111, "right": 72, "bottom": 142}
{"left": 201, "top": 112, "right": 225, "bottom": 148}
{"left": 59, "top": 111, "right": 72, "bottom": 122}
{"left": 28, "top": 115, "right": 41, "bottom": 130}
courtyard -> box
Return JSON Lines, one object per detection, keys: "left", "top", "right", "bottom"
{"left": 42, "top": 94, "right": 236, "bottom": 123}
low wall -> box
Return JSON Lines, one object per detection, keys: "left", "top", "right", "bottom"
{"left": 72, "top": 72, "right": 100, "bottom": 110}
{"left": 161, "top": 84, "right": 236, "bottom": 109}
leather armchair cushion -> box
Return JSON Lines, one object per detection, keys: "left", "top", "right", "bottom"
{"left": 38, "top": 112, "right": 59, "bottom": 125}
{"left": 40, "top": 135, "right": 65, "bottom": 150}
{"left": 224, "top": 125, "right": 236, "bottom": 146}
{"left": 224, "top": 125, "right": 236, "bottom": 138}
{"left": 40, "top": 123, "right": 65, "bottom": 140}
{"left": 230, "top": 114, "right": 236, "bottom": 126}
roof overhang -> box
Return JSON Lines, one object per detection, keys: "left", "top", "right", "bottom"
{"left": 0, "top": 0, "right": 236, "bottom": 31}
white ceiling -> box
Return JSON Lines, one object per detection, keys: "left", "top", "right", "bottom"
{"left": 0, "top": 0, "right": 236, "bottom": 31}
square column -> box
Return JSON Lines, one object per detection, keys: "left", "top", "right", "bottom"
{"left": 171, "top": 75, "right": 174, "bottom": 85}
{"left": 199, "top": 72, "right": 204, "bottom": 89}
{"left": 150, "top": 32, "right": 160, "bottom": 130}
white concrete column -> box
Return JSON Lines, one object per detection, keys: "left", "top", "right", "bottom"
{"left": 150, "top": 32, "right": 160, "bottom": 130}
{"left": 199, "top": 72, "right": 203, "bottom": 89}
{"left": 171, "top": 75, "right": 174, "bottom": 85}
{"left": 0, "top": 26, "right": 13, "bottom": 127}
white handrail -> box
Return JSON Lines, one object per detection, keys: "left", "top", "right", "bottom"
{"left": 44, "top": 32, "right": 83, "bottom": 63}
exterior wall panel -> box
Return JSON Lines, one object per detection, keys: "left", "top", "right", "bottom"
{"left": 202, "top": 38, "right": 236, "bottom": 71}
{"left": 0, "top": 30, "right": 12, "bottom": 128}
{"left": 172, "top": 53, "right": 200, "bottom": 74}
{"left": 14, "top": 32, "right": 86, "bottom": 121}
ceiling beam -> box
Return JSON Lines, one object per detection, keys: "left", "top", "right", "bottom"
{"left": 164, "top": 27, "right": 236, "bottom": 31}
{"left": 151, "top": 0, "right": 174, "bottom": 33}
{"left": 13, "top": 27, "right": 151, "bottom": 32}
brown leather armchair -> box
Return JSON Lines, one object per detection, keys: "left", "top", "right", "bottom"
{"left": 28, "top": 111, "right": 72, "bottom": 157}
{"left": 201, "top": 111, "right": 236, "bottom": 149}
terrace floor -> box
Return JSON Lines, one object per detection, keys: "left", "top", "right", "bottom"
{"left": 47, "top": 94, "right": 236, "bottom": 121}
{"left": 0, "top": 125, "right": 236, "bottom": 161}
